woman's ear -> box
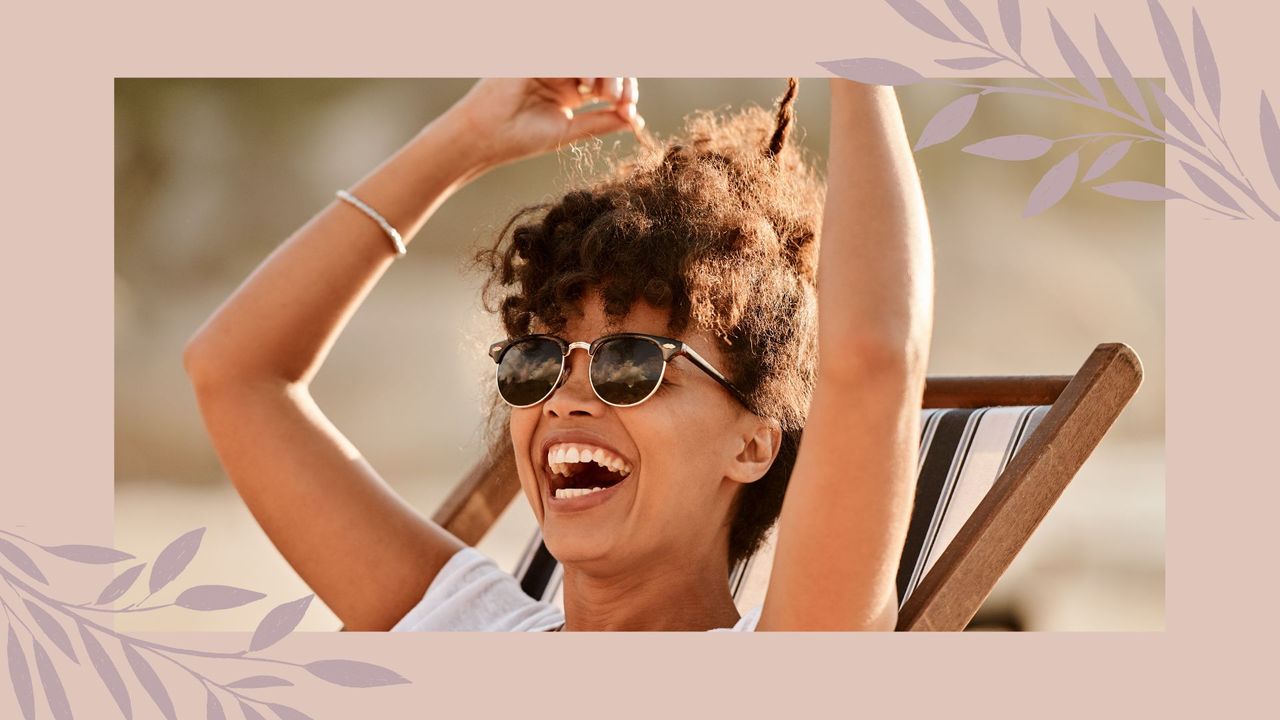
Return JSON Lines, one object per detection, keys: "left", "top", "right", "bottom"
{"left": 726, "top": 417, "right": 783, "bottom": 485}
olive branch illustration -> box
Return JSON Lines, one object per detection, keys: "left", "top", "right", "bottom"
{"left": 818, "top": 0, "right": 1280, "bottom": 219}
{"left": 1, "top": 528, "right": 409, "bottom": 720}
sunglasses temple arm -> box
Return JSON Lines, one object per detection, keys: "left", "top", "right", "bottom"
{"left": 679, "top": 345, "right": 754, "bottom": 410}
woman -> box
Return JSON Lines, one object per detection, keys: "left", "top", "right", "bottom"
{"left": 182, "top": 77, "right": 933, "bottom": 632}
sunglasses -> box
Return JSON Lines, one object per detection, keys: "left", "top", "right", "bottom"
{"left": 488, "top": 333, "right": 752, "bottom": 409}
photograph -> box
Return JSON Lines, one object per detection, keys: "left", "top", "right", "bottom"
{"left": 114, "top": 76, "right": 1164, "bottom": 632}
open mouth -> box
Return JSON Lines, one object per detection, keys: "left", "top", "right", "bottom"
{"left": 544, "top": 443, "right": 633, "bottom": 499}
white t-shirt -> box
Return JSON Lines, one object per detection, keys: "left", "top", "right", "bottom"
{"left": 391, "top": 546, "right": 762, "bottom": 632}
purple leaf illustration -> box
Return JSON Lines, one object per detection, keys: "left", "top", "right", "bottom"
{"left": 31, "top": 640, "right": 73, "bottom": 720}
{"left": 226, "top": 675, "right": 293, "bottom": 689}
{"left": 1150, "top": 82, "right": 1205, "bottom": 145}
{"left": 173, "top": 585, "right": 266, "bottom": 611}
{"left": 1024, "top": 151, "right": 1080, "bottom": 216}
{"left": 1047, "top": 10, "right": 1105, "bottom": 102}
{"left": 42, "top": 545, "right": 134, "bottom": 565}
{"left": 1094, "top": 181, "right": 1186, "bottom": 201}
{"left": 885, "top": 0, "right": 960, "bottom": 43}
{"left": 1261, "top": 91, "right": 1280, "bottom": 193}
{"left": 1082, "top": 140, "right": 1135, "bottom": 182}
{"left": 0, "top": 538, "right": 48, "bottom": 584}
{"left": 268, "top": 704, "right": 315, "bottom": 720}
{"left": 1095, "top": 19, "right": 1151, "bottom": 123}
{"left": 944, "top": 0, "right": 988, "bottom": 43}
{"left": 206, "top": 690, "right": 225, "bottom": 720}
{"left": 935, "top": 57, "right": 1002, "bottom": 70}
{"left": 95, "top": 563, "right": 146, "bottom": 606}
{"left": 963, "top": 134, "right": 1054, "bottom": 160}
{"left": 249, "top": 595, "right": 313, "bottom": 653}
{"left": 7, "top": 626, "right": 36, "bottom": 720}
{"left": 1147, "top": 0, "right": 1194, "bottom": 105}
{"left": 22, "top": 599, "right": 77, "bottom": 665}
{"left": 148, "top": 528, "right": 204, "bottom": 595}
{"left": 303, "top": 659, "right": 410, "bottom": 688}
{"left": 1190, "top": 10, "right": 1221, "bottom": 120}
{"left": 818, "top": 58, "right": 922, "bottom": 86}
{"left": 915, "top": 94, "right": 980, "bottom": 151}
{"left": 77, "top": 625, "right": 132, "bottom": 720}
{"left": 239, "top": 702, "right": 268, "bottom": 720}
{"left": 998, "top": 0, "right": 1022, "bottom": 55}
{"left": 1180, "top": 161, "right": 1244, "bottom": 213}
{"left": 122, "top": 643, "right": 177, "bottom": 720}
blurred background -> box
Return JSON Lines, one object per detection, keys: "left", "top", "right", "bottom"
{"left": 115, "top": 78, "right": 1164, "bottom": 632}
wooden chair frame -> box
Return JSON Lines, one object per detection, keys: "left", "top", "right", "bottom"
{"left": 431, "top": 342, "right": 1144, "bottom": 631}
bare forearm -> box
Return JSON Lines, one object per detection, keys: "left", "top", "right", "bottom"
{"left": 819, "top": 79, "right": 933, "bottom": 376}
{"left": 761, "top": 81, "right": 933, "bottom": 630}
{"left": 183, "top": 109, "right": 490, "bottom": 387}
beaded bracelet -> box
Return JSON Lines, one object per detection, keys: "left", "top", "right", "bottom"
{"left": 335, "top": 189, "right": 407, "bottom": 257}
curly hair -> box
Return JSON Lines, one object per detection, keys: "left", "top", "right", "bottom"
{"left": 475, "top": 78, "right": 824, "bottom": 570}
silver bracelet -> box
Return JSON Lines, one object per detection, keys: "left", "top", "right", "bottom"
{"left": 335, "top": 189, "right": 407, "bottom": 257}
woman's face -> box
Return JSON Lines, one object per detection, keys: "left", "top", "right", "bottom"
{"left": 507, "top": 292, "right": 771, "bottom": 576}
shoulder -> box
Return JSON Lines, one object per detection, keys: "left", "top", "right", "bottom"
{"left": 391, "top": 546, "right": 564, "bottom": 632}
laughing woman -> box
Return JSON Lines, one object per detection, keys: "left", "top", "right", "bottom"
{"left": 183, "top": 77, "right": 933, "bottom": 632}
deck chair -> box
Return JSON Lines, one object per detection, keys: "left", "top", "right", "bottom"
{"left": 432, "top": 342, "right": 1143, "bottom": 631}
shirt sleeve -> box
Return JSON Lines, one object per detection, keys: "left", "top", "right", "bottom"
{"left": 390, "top": 546, "right": 564, "bottom": 632}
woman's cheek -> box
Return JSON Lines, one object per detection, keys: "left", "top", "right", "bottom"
{"left": 508, "top": 410, "right": 541, "bottom": 514}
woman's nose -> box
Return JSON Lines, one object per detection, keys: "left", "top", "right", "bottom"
{"left": 543, "top": 348, "right": 604, "bottom": 417}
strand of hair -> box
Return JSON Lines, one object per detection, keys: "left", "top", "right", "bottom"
{"left": 765, "top": 77, "right": 799, "bottom": 161}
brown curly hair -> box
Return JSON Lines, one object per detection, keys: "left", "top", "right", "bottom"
{"left": 475, "top": 78, "right": 824, "bottom": 569}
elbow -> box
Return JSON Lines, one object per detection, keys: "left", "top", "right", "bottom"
{"left": 183, "top": 339, "right": 297, "bottom": 398}
{"left": 181, "top": 335, "right": 214, "bottom": 388}
{"left": 181, "top": 333, "right": 244, "bottom": 395}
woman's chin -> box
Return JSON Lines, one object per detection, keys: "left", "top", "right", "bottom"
{"left": 541, "top": 530, "right": 618, "bottom": 568}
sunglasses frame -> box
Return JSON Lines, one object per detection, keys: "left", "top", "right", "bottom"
{"left": 488, "top": 332, "right": 753, "bottom": 410}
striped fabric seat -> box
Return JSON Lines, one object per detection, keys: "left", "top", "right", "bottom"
{"left": 504, "top": 405, "right": 1051, "bottom": 613}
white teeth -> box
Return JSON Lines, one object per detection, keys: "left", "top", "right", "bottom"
{"left": 554, "top": 486, "right": 609, "bottom": 499}
{"left": 544, "top": 443, "right": 634, "bottom": 479}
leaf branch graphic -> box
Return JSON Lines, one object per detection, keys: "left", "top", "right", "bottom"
{"left": 821, "top": 0, "right": 1280, "bottom": 220}
{"left": 1, "top": 527, "right": 409, "bottom": 720}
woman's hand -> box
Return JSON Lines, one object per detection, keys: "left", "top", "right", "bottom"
{"left": 445, "top": 77, "right": 644, "bottom": 170}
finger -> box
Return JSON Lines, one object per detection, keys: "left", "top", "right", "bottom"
{"left": 597, "top": 77, "right": 623, "bottom": 102}
{"left": 535, "top": 78, "right": 593, "bottom": 110}
{"left": 619, "top": 77, "right": 637, "bottom": 106}
{"left": 565, "top": 106, "right": 632, "bottom": 140}
{"left": 576, "top": 77, "right": 596, "bottom": 97}
{"left": 620, "top": 101, "right": 645, "bottom": 130}
{"left": 616, "top": 78, "right": 641, "bottom": 128}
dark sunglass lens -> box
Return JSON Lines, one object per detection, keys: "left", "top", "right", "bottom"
{"left": 496, "top": 338, "right": 563, "bottom": 406}
{"left": 591, "top": 337, "right": 664, "bottom": 406}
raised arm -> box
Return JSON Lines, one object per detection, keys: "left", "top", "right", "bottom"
{"left": 759, "top": 78, "right": 934, "bottom": 631}
{"left": 182, "top": 79, "right": 642, "bottom": 630}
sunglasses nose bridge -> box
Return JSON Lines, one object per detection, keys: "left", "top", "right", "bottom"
{"left": 539, "top": 341, "right": 601, "bottom": 412}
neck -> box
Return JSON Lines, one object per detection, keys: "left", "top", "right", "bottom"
{"left": 558, "top": 549, "right": 741, "bottom": 631}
